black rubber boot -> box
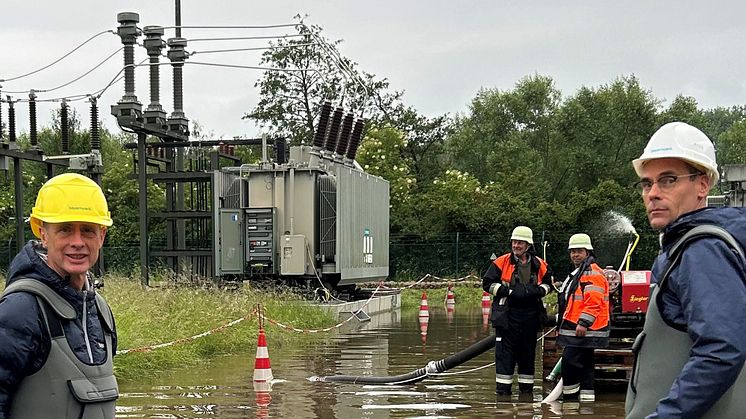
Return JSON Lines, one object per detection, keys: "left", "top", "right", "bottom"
{"left": 495, "top": 383, "right": 511, "bottom": 395}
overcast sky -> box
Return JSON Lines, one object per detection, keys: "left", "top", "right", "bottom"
{"left": 3, "top": 1, "right": 746, "bottom": 140}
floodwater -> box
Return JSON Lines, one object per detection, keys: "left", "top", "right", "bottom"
{"left": 117, "top": 303, "right": 626, "bottom": 418}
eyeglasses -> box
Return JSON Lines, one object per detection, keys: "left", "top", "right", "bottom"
{"left": 633, "top": 173, "right": 703, "bottom": 194}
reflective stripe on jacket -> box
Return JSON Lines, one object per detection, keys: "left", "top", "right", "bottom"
{"left": 558, "top": 262, "right": 609, "bottom": 348}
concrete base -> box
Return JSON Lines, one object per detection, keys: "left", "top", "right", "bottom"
{"left": 315, "top": 288, "right": 401, "bottom": 319}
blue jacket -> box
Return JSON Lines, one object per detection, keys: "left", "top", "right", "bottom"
{"left": 650, "top": 207, "right": 746, "bottom": 418}
{"left": 0, "top": 241, "right": 117, "bottom": 418}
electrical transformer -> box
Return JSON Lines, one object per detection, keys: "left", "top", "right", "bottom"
{"left": 213, "top": 130, "right": 389, "bottom": 289}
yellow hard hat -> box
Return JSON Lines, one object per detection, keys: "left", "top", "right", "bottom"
{"left": 568, "top": 233, "right": 593, "bottom": 250}
{"left": 30, "top": 173, "right": 113, "bottom": 238}
{"left": 510, "top": 226, "right": 533, "bottom": 244}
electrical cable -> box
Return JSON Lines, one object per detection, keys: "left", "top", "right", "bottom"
{"left": 186, "top": 34, "right": 305, "bottom": 42}
{"left": 160, "top": 24, "right": 298, "bottom": 30}
{"left": 0, "top": 30, "right": 116, "bottom": 82}
{"left": 303, "top": 26, "right": 370, "bottom": 98}
{"left": 3, "top": 47, "right": 123, "bottom": 95}
{"left": 188, "top": 43, "right": 317, "bottom": 56}
{"left": 14, "top": 57, "right": 143, "bottom": 104}
{"left": 186, "top": 61, "right": 319, "bottom": 72}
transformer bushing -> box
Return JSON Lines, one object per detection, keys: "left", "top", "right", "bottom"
{"left": 29, "top": 90, "right": 38, "bottom": 148}
{"left": 60, "top": 99, "right": 69, "bottom": 154}
{"left": 335, "top": 113, "right": 354, "bottom": 156}
{"left": 346, "top": 118, "right": 365, "bottom": 160}
{"left": 313, "top": 102, "right": 332, "bottom": 149}
{"left": 167, "top": 37, "right": 189, "bottom": 138}
{"left": 111, "top": 12, "right": 143, "bottom": 123}
{"left": 325, "top": 107, "right": 344, "bottom": 153}
{"left": 143, "top": 26, "right": 167, "bottom": 132}
{"left": 7, "top": 97, "right": 16, "bottom": 146}
{"left": 90, "top": 97, "right": 100, "bottom": 151}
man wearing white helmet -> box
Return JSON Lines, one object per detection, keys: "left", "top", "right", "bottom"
{"left": 556, "top": 233, "right": 609, "bottom": 402}
{"left": 625, "top": 122, "right": 746, "bottom": 419}
{"left": 482, "top": 226, "right": 554, "bottom": 396}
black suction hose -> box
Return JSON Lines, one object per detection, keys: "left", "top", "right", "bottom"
{"left": 309, "top": 334, "right": 496, "bottom": 384}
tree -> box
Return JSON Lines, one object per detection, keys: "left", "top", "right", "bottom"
{"left": 445, "top": 74, "right": 559, "bottom": 186}
{"left": 552, "top": 76, "right": 659, "bottom": 200}
{"left": 245, "top": 19, "right": 402, "bottom": 145}
{"left": 382, "top": 105, "right": 452, "bottom": 183}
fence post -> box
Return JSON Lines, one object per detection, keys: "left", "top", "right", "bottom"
{"left": 455, "top": 231, "right": 460, "bottom": 275}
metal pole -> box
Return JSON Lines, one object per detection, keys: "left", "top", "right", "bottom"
{"left": 137, "top": 132, "right": 149, "bottom": 287}
{"left": 13, "top": 157, "right": 23, "bottom": 253}
{"left": 455, "top": 231, "right": 460, "bottom": 274}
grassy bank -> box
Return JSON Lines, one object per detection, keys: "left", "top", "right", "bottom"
{"left": 1, "top": 274, "right": 557, "bottom": 382}
{"left": 399, "top": 284, "right": 483, "bottom": 309}
{"left": 399, "top": 283, "right": 558, "bottom": 315}
{"left": 1, "top": 274, "right": 337, "bottom": 382}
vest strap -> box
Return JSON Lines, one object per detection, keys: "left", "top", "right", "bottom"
{"left": 2, "top": 279, "right": 76, "bottom": 320}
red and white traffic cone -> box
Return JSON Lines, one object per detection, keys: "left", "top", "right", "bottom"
{"left": 418, "top": 292, "right": 429, "bottom": 319}
{"left": 445, "top": 285, "right": 456, "bottom": 306}
{"left": 419, "top": 314, "right": 429, "bottom": 343}
{"left": 253, "top": 328, "right": 273, "bottom": 383}
{"left": 482, "top": 306, "right": 491, "bottom": 331}
{"left": 418, "top": 292, "right": 429, "bottom": 343}
{"left": 254, "top": 383, "right": 272, "bottom": 419}
{"left": 482, "top": 291, "right": 491, "bottom": 331}
{"left": 481, "top": 291, "right": 491, "bottom": 309}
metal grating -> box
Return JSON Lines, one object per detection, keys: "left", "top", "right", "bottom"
{"left": 318, "top": 175, "right": 337, "bottom": 262}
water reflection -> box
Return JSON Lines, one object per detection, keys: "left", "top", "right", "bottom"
{"left": 117, "top": 304, "right": 626, "bottom": 418}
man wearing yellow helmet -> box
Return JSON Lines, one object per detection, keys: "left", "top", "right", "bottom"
{"left": 0, "top": 173, "right": 118, "bottom": 419}
{"left": 482, "top": 226, "right": 554, "bottom": 396}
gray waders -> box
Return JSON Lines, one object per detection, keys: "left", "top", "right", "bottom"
{"left": 2, "top": 279, "right": 118, "bottom": 419}
{"left": 625, "top": 225, "right": 746, "bottom": 419}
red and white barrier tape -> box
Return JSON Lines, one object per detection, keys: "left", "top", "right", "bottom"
{"left": 116, "top": 309, "right": 258, "bottom": 355}
{"left": 260, "top": 282, "right": 384, "bottom": 333}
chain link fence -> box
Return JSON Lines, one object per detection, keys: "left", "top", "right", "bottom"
{"left": 2, "top": 231, "right": 658, "bottom": 281}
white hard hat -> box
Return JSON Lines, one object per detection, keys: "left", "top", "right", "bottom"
{"left": 510, "top": 226, "right": 533, "bottom": 244}
{"left": 632, "top": 122, "right": 719, "bottom": 182}
{"left": 568, "top": 233, "right": 593, "bottom": 250}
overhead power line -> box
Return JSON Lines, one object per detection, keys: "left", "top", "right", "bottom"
{"left": 186, "top": 34, "right": 305, "bottom": 42}
{"left": 187, "top": 61, "right": 319, "bottom": 72}
{"left": 160, "top": 24, "right": 298, "bottom": 30}
{"left": 3, "top": 47, "right": 123, "bottom": 95}
{"left": 189, "top": 43, "right": 317, "bottom": 56}
{"left": 0, "top": 29, "right": 116, "bottom": 83}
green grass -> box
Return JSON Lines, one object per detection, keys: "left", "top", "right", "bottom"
{"left": 400, "top": 284, "right": 559, "bottom": 315}
{"left": 399, "top": 285, "right": 483, "bottom": 310}
{"left": 2, "top": 273, "right": 336, "bottom": 382}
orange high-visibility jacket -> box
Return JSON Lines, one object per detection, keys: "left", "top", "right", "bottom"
{"left": 493, "top": 253, "right": 549, "bottom": 285}
{"left": 558, "top": 262, "right": 610, "bottom": 347}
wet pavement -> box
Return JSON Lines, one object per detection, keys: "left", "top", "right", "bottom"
{"left": 117, "top": 302, "right": 626, "bottom": 418}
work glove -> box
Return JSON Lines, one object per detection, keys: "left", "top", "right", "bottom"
{"left": 508, "top": 283, "right": 528, "bottom": 300}
{"left": 524, "top": 284, "right": 546, "bottom": 298}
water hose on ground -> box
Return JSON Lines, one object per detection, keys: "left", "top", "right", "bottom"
{"left": 309, "top": 334, "right": 496, "bottom": 384}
